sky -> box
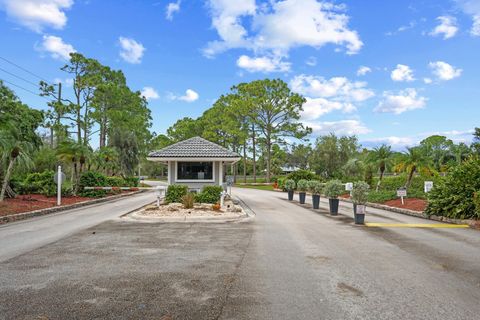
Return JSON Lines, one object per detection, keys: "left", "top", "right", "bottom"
{"left": 0, "top": 0, "right": 479, "bottom": 150}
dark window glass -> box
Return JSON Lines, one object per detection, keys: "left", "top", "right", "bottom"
{"left": 177, "top": 162, "right": 213, "bottom": 180}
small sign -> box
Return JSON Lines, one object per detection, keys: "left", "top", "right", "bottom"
{"left": 397, "top": 188, "right": 407, "bottom": 197}
{"left": 54, "top": 172, "right": 66, "bottom": 184}
{"left": 345, "top": 182, "right": 353, "bottom": 191}
{"left": 424, "top": 181, "right": 433, "bottom": 193}
{"left": 226, "top": 175, "right": 234, "bottom": 186}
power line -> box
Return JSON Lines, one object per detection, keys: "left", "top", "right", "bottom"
{"left": 0, "top": 78, "right": 51, "bottom": 101}
{"left": 0, "top": 55, "right": 53, "bottom": 85}
{"left": 0, "top": 66, "right": 40, "bottom": 88}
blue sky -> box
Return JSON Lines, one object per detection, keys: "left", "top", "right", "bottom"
{"left": 0, "top": 0, "right": 479, "bottom": 150}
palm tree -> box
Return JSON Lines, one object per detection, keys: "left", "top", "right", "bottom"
{"left": 400, "top": 147, "right": 431, "bottom": 188}
{"left": 95, "top": 146, "right": 119, "bottom": 175}
{"left": 367, "top": 144, "right": 393, "bottom": 191}
{"left": 0, "top": 131, "right": 34, "bottom": 201}
{"left": 57, "top": 140, "right": 88, "bottom": 195}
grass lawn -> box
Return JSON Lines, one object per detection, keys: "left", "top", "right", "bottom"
{"left": 234, "top": 184, "right": 275, "bottom": 191}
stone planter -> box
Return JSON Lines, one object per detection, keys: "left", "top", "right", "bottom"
{"left": 288, "top": 190, "right": 294, "bottom": 201}
{"left": 329, "top": 198, "right": 339, "bottom": 215}
{"left": 299, "top": 192, "right": 306, "bottom": 204}
{"left": 312, "top": 194, "right": 320, "bottom": 209}
{"left": 354, "top": 204, "right": 366, "bottom": 224}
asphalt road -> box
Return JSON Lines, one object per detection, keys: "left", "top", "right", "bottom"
{"left": 0, "top": 187, "right": 479, "bottom": 319}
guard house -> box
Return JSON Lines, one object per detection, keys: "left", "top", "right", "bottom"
{"left": 147, "top": 137, "right": 241, "bottom": 190}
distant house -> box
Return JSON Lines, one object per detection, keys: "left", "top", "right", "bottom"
{"left": 147, "top": 137, "right": 241, "bottom": 190}
{"left": 280, "top": 166, "right": 301, "bottom": 174}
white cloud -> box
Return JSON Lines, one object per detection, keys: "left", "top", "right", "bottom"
{"left": 0, "top": 0, "right": 73, "bottom": 32}
{"left": 305, "top": 56, "right": 317, "bottom": 66}
{"left": 423, "top": 77, "right": 433, "bottom": 84}
{"left": 356, "top": 66, "right": 371, "bottom": 76}
{"left": 290, "top": 74, "right": 374, "bottom": 101}
{"left": 236, "top": 55, "right": 290, "bottom": 73}
{"left": 305, "top": 120, "right": 370, "bottom": 136}
{"left": 118, "top": 37, "right": 145, "bottom": 64}
{"left": 52, "top": 77, "right": 73, "bottom": 87}
{"left": 428, "top": 61, "right": 462, "bottom": 81}
{"left": 301, "top": 98, "right": 355, "bottom": 120}
{"left": 430, "top": 16, "right": 458, "bottom": 39}
{"left": 472, "top": 15, "right": 480, "bottom": 36}
{"left": 169, "top": 89, "right": 199, "bottom": 102}
{"left": 165, "top": 1, "right": 180, "bottom": 21}
{"left": 455, "top": 0, "right": 480, "bottom": 36}
{"left": 141, "top": 87, "right": 159, "bottom": 100}
{"left": 38, "top": 35, "right": 75, "bottom": 60}
{"left": 375, "top": 88, "right": 427, "bottom": 114}
{"left": 391, "top": 64, "right": 415, "bottom": 82}
{"left": 204, "top": 0, "right": 362, "bottom": 59}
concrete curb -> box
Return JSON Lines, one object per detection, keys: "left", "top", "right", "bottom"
{"left": 0, "top": 190, "right": 146, "bottom": 225}
{"left": 124, "top": 211, "right": 249, "bottom": 223}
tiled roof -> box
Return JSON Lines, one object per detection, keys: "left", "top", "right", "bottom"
{"left": 148, "top": 136, "right": 240, "bottom": 159}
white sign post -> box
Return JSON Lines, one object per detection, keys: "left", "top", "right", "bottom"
{"left": 345, "top": 182, "right": 353, "bottom": 191}
{"left": 424, "top": 181, "right": 433, "bottom": 193}
{"left": 397, "top": 188, "right": 407, "bottom": 205}
{"left": 56, "top": 166, "right": 62, "bottom": 206}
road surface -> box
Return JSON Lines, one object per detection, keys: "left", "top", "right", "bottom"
{"left": 0, "top": 187, "right": 479, "bottom": 319}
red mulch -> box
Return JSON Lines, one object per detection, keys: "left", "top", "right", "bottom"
{"left": 0, "top": 194, "right": 94, "bottom": 216}
{"left": 383, "top": 198, "right": 427, "bottom": 212}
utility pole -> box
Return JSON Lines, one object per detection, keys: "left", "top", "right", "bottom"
{"left": 55, "top": 82, "right": 62, "bottom": 147}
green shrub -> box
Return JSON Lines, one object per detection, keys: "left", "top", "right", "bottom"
{"left": 324, "top": 179, "right": 344, "bottom": 199}
{"left": 286, "top": 170, "right": 316, "bottom": 183}
{"left": 182, "top": 193, "right": 195, "bottom": 209}
{"left": 284, "top": 179, "right": 296, "bottom": 191}
{"left": 165, "top": 184, "right": 188, "bottom": 203}
{"left": 23, "top": 170, "right": 56, "bottom": 196}
{"left": 195, "top": 185, "right": 223, "bottom": 204}
{"left": 277, "top": 178, "right": 286, "bottom": 190}
{"left": 123, "top": 176, "right": 140, "bottom": 187}
{"left": 308, "top": 181, "right": 323, "bottom": 195}
{"left": 106, "top": 176, "right": 125, "bottom": 187}
{"left": 425, "top": 157, "right": 480, "bottom": 219}
{"left": 297, "top": 179, "right": 309, "bottom": 192}
{"left": 367, "top": 190, "right": 396, "bottom": 203}
{"left": 351, "top": 181, "right": 369, "bottom": 204}
{"left": 373, "top": 174, "right": 441, "bottom": 200}
{"left": 79, "top": 171, "right": 108, "bottom": 197}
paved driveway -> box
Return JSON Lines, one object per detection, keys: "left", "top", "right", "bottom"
{"left": 0, "top": 188, "right": 479, "bottom": 319}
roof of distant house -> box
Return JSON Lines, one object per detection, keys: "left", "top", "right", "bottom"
{"left": 148, "top": 136, "right": 240, "bottom": 159}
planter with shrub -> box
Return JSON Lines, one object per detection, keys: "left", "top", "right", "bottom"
{"left": 165, "top": 184, "right": 188, "bottom": 203}
{"left": 351, "top": 181, "right": 369, "bottom": 224}
{"left": 285, "top": 179, "right": 296, "bottom": 201}
{"left": 195, "top": 185, "right": 223, "bottom": 204}
{"left": 308, "top": 180, "right": 323, "bottom": 209}
{"left": 324, "top": 179, "right": 344, "bottom": 215}
{"left": 297, "top": 179, "right": 308, "bottom": 204}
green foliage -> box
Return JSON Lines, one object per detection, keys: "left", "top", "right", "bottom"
{"left": 79, "top": 171, "right": 108, "bottom": 197}
{"left": 195, "top": 185, "right": 223, "bottom": 204}
{"left": 277, "top": 177, "right": 285, "bottom": 190}
{"left": 474, "top": 192, "right": 480, "bottom": 216}
{"left": 297, "top": 179, "right": 309, "bottom": 192}
{"left": 308, "top": 180, "right": 323, "bottom": 195}
{"left": 367, "top": 190, "right": 396, "bottom": 203}
{"left": 425, "top": 157, "right": 480, "bottom": 219}
{"left": 106, "top": 176, "right": 124, "bottom": 187}
{"left": 182, "top": 193, "right": 195, "bottom": 209}
{"left": 372, "top": 174, "right": 441, "bottom": 199}
{"left": 351, "top": 181, "right": 370, "bottom": 204}
{"left": 123, "top": 176, "right": 139, "bottom": 187}
{"left": 22, "top": 170, "right": 56, "bottom": 196}
{"left": 324, "top": 179, "right": 344, "bottom": 199}
{"left": 165, "top": 184, "right": 188, "bottom": 203}
{"left": 286, "top": 170, "right": 316, "bottom": 183}
{"left": 284, "top": 179, "right": 296, "bottom": 191}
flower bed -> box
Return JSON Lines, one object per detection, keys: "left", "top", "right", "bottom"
{"left": 0, "top": 194, "right": 93, "bottom": 216}
{"left": 383, "top": 198, "right": 427, "bottom": 212}
{"left": 135, "top": 199, "right": 244, "bottom": 218}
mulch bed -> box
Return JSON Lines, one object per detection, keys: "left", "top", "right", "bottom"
{"left": 0, "top": 194, "right": 94, "bottom": 216}
{"left": 383, "top": 198, "right": 427, "bottom": 212}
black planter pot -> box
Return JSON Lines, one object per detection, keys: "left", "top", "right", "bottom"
{"left": 288, "top": 190, "right": 294, "bottom": 201}
{"left": 312, "top": 194, "right": 320, "bottom": 209}
{"left": 353, "top": 204, "right": 366, "bottom": 224}
{"left": 299, "top": 192, "right": 306, "bottom": 204}
{"left": 329, "top": 198, "right": 339, "bottom": 215}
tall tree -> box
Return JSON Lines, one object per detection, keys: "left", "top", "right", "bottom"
{"left": 367, "top": 144, "right": 393, "bottom": 191}
{"left": 233, "top": 79, "right": 311, "bottom": 182}
{"left": 400, "top": 147, "right": 432, "bottom": 188}
{"left": 166, "top": 117, "right": 202, "bottom": 142}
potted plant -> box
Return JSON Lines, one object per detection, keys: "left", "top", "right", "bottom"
{"left": 351, "top": 181, "right": 369, "bottom": 224}
{"left": 308, "top": 180, "right": 322, "bottom": 209}
{"left": 324, "top": 179, "right": 344, "bottom": 215}
{"left": 285, "top": 179, "right": 296, "bottom": 201}
{"left": 297, "top": 179, "right": 308, "bottom": 204}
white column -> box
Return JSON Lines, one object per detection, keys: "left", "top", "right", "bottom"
{"left": 219, "top": 161, "right": 223, "bottom": 186}
{"left": 167, "top": 161, "right": 171, "bottom": 185}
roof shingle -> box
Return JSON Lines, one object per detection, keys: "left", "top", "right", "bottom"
{"left": 148, "top": 136, "right": 240, "bottom": 159}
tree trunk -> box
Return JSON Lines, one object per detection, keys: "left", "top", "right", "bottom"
{"left": 252, "top": 125, "right": 256, "bottom": 183}
{"left": 73, "top": 162, "right": 79, "bottom": 196}
{"left": 406, "top": 166, "right": 416, "bottom": 188}
{"left": 243, "top": 143, "right": 247, "bottom": 183}
{"left": 266, "top": 139, "right": 272, "bottom": 183}
{"left": 0, "top": 158, "right": 16, "bottom": 202}
{"left": 376, "top": 165, "right": 385, "bottom": 192}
